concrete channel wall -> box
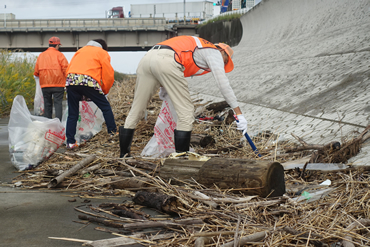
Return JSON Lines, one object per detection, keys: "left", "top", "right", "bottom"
{"left": 188, "top": 0, "right": 370, "bottom": 165}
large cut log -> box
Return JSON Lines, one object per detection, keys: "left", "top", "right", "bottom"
{"left": 160, "top": 158, "right": 285, "bottom": 197}
{"left": 160, "top": 159, "right": 207, "bottom": 183}
{"left": 198, "top": 158, "right": 285, "bottom": 197}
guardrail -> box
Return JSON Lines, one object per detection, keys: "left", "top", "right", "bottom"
{"left": 0, "top": 18, "right": 172, "bottom": 31}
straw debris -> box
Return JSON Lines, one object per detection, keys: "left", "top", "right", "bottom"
{"left": 9, "top": 78, "right": 370, "bottom": 246}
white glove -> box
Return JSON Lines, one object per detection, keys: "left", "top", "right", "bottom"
{"left": 158, "top": 87, "right": 167, "bottom": 100}
{"left": 235, "top": 114, "right": 248, "bottom": 135}
{"left": 33, "top": 75, "right": 39, "bottom": 80}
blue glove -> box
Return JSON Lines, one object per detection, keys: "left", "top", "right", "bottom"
{"left": 235, "top": 114, "right": 248, "bottom": 135}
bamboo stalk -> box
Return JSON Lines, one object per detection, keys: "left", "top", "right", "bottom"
{"left": 48, "top": 155, "right": 96, "bottom": 188}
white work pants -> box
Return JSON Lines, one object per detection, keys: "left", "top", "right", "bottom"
{"left": 124, "top": 48, "right": 194, "bottom": 131}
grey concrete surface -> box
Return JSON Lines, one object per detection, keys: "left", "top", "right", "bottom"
{"left": 189, "top": 0, "right": 370, "bottom": 165}
{"left": 0, "top": 117, "right": 132, "bottom": 247}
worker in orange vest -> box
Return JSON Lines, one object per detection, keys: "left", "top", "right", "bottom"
{"left": 34, "top": 36, "right": 68, "bottom": 121}
{"left": 119, "top": 36, "right": 248, "bottom": 157}
{"left": 65, "top": 39, "right": 117, "bottom": 149}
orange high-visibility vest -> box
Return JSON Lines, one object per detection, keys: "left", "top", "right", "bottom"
{"left": 66, "top": 46, "right": 114, "bottom": 95}
{"left": 34, "top": 47, "right": 69, "bottom": 88}
{"left": 158, "top": 36, "right": 217, "bottom": 77}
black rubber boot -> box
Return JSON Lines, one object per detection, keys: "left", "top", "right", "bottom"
{"left": 174, "top": 129, "right": 192, "bottom": 153}
{"left": 119, "top": 127, "right": 135, "bottom": 158}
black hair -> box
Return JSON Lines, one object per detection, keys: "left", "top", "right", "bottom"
{"left": 49, "top": 44, "right": 58, "bottom": 48}
{"left": 214, "top": 44, "right": 223, "bottom": 51}
{"left": 93, "top": 39, "right": 108, "bottom": 51}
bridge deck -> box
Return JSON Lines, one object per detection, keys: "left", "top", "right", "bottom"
{"left": 0, "top": 18, "right": 197, "bottom": 52}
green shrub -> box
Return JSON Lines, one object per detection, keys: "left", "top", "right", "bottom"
{"left": 114, "top": 70, "right": 134, "bottom": 83}
{"left": 197, "top": 13, "right": 242, "bottom": 28}
{"left": 0, "top": 50, "right": 36, "bottom": 117}
{"left": 0, "top": 49, "right": 134, "bottom": 117}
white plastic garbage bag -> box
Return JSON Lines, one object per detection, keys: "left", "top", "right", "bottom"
{"left": 8, "top": 95, "right": 66, "bottom": 171}
{"left": 33, "top": 76, "right": 44, "bottom": 116}
{"left": 61, "top": 101, "right": 105, "bottom": 144}
{"left": 141, "top": 90, "right": 177, "bottom": 158}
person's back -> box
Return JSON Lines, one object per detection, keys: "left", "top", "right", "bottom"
{"left": 66, "top": 45, "right": 114, "bottom": 95}
{"left": 64, "top": 39, "right": 117, "bottom": 149}
{"left": 34, "top": 36, "right": 68, "bottom": 120}
{"left": 36, "top": 48, "right": 67, "bottom": 88}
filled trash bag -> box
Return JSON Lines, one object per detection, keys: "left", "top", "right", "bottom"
{"left": 33, "top": 76, "right": 44, "bottom": 116}
{"left": 141, "top": 89, "right": 177, "bottom": 158}
{"left": 61, "top": 101, "right": 105, "bottom": 144}
{"left": 8, "top": 95, "right": 65, "bottom": 171}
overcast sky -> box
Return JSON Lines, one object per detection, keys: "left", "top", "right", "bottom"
{"left": 3, "top": 0, "right": 229, "bottom": 74}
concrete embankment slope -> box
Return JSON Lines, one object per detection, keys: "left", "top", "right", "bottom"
{"left": 188, "top": 0, "right": 370, "bottom": 164}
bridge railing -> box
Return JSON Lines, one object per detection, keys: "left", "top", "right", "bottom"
{"left": 0, "top": 18, "right": 172, "bottom": 31}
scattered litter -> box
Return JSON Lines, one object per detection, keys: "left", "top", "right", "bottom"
{"left": 8, "top": 79, "right": 370, "bottom": 246}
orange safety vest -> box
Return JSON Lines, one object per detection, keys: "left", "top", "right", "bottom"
{"left": 66, "top": 46, "right": 114, "bottom": 95}
{"left": 34, "top": 47, "right": 69, "bottom": 88}
{"left": 158, "top": 36, "right": 217, "bottom": 77}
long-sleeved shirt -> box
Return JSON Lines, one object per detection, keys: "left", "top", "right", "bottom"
{"left": 34, "top": 47, "right": 68, "bottom": 88}
{"left": 66, "top": 41, "right": 114, "bottom": 95}
{"left": 193, "top": 48, "right": 238, "bottom": 109}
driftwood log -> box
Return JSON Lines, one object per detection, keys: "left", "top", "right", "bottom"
{"left": 160, "top": 159, "right": 206, "bottom": 183}
{"left": 109, "top": 177, "right": 153, "bottom": 190}
{"left": 194, "top": 237, "right": 212, "bottom": 247}
{"left": 190, "top": 134, "right": 215, "bottom": 148}
{"left": 283, "top": 226, "right": 324, "bottom": 246}
{"left": 160, "top": 158, "right": 286, "bottom": 197}
{"left": 132, "top": 191, "right": 182, "bottom": 214}
{"left": 285, "top": 141, "right": 341, "bottom": 153}
{"left": 78, "top": 214, "right": 202, "bottom": 230}
{"left": 198, "top": 158, "right": 285, "bottom": 197}
{"left": 99, "top": 203, "right": 149, "bottom": 220}
{"left": 125, "top": 159, "right": 158, "bottom": 171}
{"left": 220, "top": 231, "right": 267, "bottom": 247}
{"left": 206, "top": 101, "right": 230, "bottom": 112}
{"left": 95, "top": 169, "right": 132, "bottom": 177}
{"left": 342, "top": 218, "right": 370, "bottom": 247}
{"left": 122, "top": 217, "right": 203, "bottom": 230}
{"left": 78, "top": 215, "right": 124, "bottom": 228}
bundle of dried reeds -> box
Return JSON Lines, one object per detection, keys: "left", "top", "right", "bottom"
{"left": 10, "top": 78, "right": 370, "bottom": 246}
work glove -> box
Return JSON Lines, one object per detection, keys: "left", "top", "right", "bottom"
{"left": 235, "top": 114, "right": 248, "bottom": 135}
{"left": 158, "top": 87, "right": 167, "bottom": 100}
